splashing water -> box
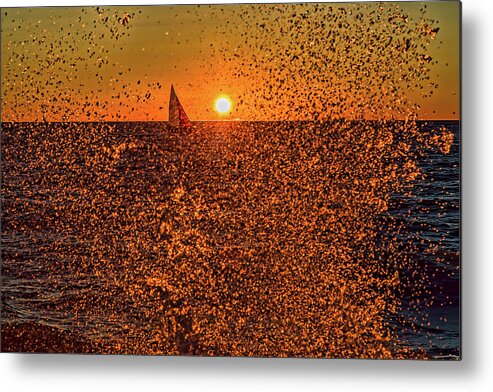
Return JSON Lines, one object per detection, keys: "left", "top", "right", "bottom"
{"left": 1, "top": 4, "right": 459, "bottom": 358}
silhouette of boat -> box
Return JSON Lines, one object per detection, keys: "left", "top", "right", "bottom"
{"left": 168, "top": 85, "right": 192, "bottom": 129}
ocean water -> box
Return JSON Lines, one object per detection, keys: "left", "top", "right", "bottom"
{"left": 389, "top": 121, "right": 460, "bottom": 359}
{"left": 0, "top": 120, "right": 460, "bottom": 358}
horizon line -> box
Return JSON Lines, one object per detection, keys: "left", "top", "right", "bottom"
{"left": 1, "top": 119, "right": 461, "bottom": 124}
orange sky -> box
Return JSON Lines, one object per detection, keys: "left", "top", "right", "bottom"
{"left": 1, "top": 2, "right": 460, "bottom": 121}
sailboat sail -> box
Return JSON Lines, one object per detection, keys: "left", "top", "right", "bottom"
{"left": 169, "top": 85, "right": 192, "bottom": 129}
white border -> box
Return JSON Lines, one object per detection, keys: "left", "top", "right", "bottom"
{"left": 2, "top": 1, "right": 493, "bottom": 392}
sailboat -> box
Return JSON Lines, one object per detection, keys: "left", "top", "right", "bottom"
{"left": 168, "top": 85, "right": 192, "bottom": 129}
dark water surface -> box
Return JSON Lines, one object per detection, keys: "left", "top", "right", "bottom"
{"left": 1, "top": 120, "right": 459, "bottom": 358}
{"left": 390, "top": 121, "right": 460, "bottom": 359}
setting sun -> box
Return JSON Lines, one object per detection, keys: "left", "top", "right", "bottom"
{"left": 215, "top": 97, "right": 232, "bottom": 115}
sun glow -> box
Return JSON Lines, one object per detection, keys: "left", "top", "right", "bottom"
{"left": 214, "top": 96, "right": 232, "bottom": 115}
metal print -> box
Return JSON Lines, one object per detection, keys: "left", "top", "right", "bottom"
{"left": 0, "top": 1, "right": 460, "bottom": 358}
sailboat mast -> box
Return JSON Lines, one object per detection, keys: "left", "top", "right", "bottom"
{"left": 168, "top": 85, "right": 192, "bottom": 129}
